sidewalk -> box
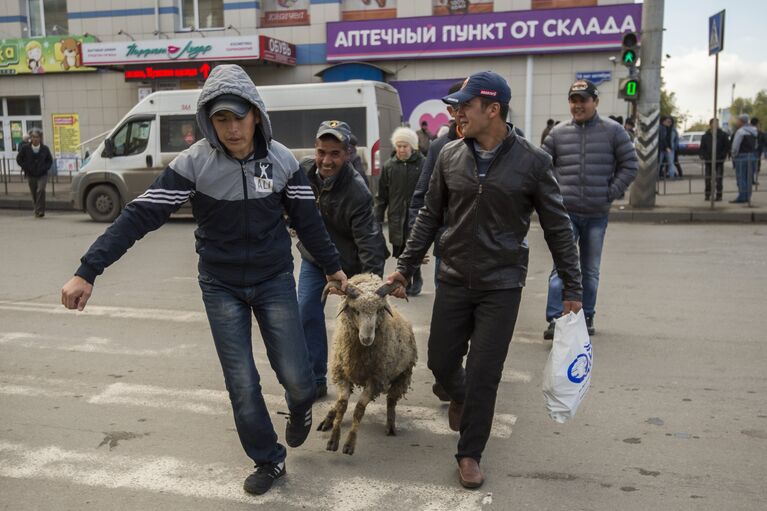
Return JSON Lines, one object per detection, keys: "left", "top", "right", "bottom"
{"left": 1, "top": 171, "right": 765, "bottom": 223}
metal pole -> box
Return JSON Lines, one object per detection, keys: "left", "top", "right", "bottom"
{"left": 629, "top": 0, "right": 665, "bottom": 208}
{"left": 525, "top": 55, "right": 533, "bottom": 140}
{"left": 711, "top": 53, "right": 718, "bottom": 209}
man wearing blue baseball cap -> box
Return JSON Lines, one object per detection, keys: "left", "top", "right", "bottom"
{"left": 386, "top": 71, "right": 583, "bottom": 489}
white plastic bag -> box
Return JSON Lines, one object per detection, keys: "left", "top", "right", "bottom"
{"left": 542, "top": 310, "right": 593, "bottom": 423}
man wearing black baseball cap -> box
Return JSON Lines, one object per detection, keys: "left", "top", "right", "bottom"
{"left": 541, "top": 79, "right": 637, "bottom": 340}
{"left": 296, "top": 120, "right": 388, "bottom": 399}
{"left": 386, "top": 70, "right": 583, "bottom": 489}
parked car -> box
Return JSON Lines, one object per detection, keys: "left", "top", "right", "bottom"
{"left": 677, "top": 131, "right": 704, "bottom": 156}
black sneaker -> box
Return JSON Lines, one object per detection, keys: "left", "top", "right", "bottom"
{"left": 316, "top": 383, "right": 328, "bottom": 399}
{"left": 244, "top": 461, "right": 286, "bottom": 495}
{"left": 286, "top": 408, "right": 312, "bottom": 447}
{"left": 543, "top": 320, "right": 556, "bottom": 340}
{"left": 585, "top": 315, "right": 596, "bottom": 336}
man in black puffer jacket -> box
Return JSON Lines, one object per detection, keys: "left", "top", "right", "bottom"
{"left": 16, "top": 128, "right": 53, "bottom": 218}
{"left": 541, "top": 79, "right": 638, "bottom": 339}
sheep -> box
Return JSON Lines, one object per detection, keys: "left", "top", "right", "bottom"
{"left": 317, "top": 273, "right": 418, "bottom": 455}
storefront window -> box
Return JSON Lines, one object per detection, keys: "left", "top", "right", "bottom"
{"left": 27, "top": 0, "right": 68, "bottom": 37}
{"left": 7, "top": 97, "right": 42, "bottom": 116}
{"left": 181, "top": 0, "right": 224, "bottom": 30}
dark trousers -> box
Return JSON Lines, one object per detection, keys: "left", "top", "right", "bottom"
{"left": 704, "top": 162, "right": 724, "bottom": 199}
{"left": 427, "top": 281, "right": 522, "bottom": 461}
{"left": 27, "top": 175, "right": 48, "bottom": 216}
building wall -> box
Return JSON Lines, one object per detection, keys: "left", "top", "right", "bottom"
{"left": 1, "top": 0, "right": 636, "bottom": 152}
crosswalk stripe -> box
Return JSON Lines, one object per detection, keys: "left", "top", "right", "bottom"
{"left": 0, "top": 440, "right": 484, "bottom": 509}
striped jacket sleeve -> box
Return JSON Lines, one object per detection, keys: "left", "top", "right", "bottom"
{"left": 281, "top": 167, "right": 341, "bottom": 275}
{"left": 75, "top": 167, "right": 194, "bottom": 284}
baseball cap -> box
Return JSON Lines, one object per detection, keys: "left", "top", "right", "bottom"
{"left": 208, "top": 94, "right": 252, "bottom": 118}
{"left": 316, "top": 120, "right": 352, "bottom": 144}
{"left": 568, "top": 79, "right": 599, "bottom": 99}
{"left": 442, "top": 71, "right": 511, "bottom": 105}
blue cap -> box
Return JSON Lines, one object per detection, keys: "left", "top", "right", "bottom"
{"left": 316, "top": 120, "right": 352, "bottom": 144}
{"left": 442, "top": 71, "right": 511, "bottom": 106}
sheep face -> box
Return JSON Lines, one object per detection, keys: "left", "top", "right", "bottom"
{"left": 337, "top": 275, "right": 394, "bottom": 347}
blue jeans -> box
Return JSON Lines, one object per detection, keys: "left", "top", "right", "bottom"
{"left": 296, "top": 259, "right": 329, "bottom": 386}
{"left": 659, "top": 150, "right": 677, "bottom": 178}
{"left": 199, "top": 271, "right": 315, "bottom": 465}
{"left": 546, "top": 214, "right": 609, "bottom": 321}
{"left": 734, "top": 154, "right": 756, "bottom": 201}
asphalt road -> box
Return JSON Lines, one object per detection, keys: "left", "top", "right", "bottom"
{"left": 1, "top": 210, "right": 765, "bottom": 511}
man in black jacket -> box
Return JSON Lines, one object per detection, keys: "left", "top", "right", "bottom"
{"left": 297, "top": 120, "right": 388, "bottom": 398}
{"left": 386, "top": 71, "right": 582, "bottom": 489}
{"left": 699, "top": 118, "right": 730, "bottom": 201}
{"left": 16, "top": 128, "right": 53, "bottom": 217}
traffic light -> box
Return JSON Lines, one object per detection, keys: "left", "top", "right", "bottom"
{"left": 618, "top": 77, "right": 639, "bottom": 101}
{"left": 620, "top": 32, "right": 639, "bottom": 67}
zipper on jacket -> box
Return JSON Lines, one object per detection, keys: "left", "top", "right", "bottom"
{"left": 240, "top": 161, "right": 250, "bottom": 282}
{"left": 579, "top": 123, "right": 586, "bottom": 203}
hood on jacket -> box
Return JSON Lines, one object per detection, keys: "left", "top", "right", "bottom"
{"left": 740, "top": 124, "right": 759, "bottom": 137}
{"left": 196, "top": 64, "right": 273, "bottom": 156}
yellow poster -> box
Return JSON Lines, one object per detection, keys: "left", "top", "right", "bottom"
{"left": 52, "top": 114, "right": 81, "bottom": 173}
{"left": 0, "top": 35, "right": 97, "bottom": 75}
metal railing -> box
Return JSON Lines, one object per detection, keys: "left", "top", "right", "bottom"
{"left": 1, "top": 157, "right": 80, "bottom": 196}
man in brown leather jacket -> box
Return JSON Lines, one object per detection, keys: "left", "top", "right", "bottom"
{"left": 385, "top": 71, "right": 583, "bottom": 489}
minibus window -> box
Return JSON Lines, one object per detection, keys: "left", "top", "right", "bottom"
{"left": 160, "top": 115, "right": 201, "bottom": 152}
{"left": 112, "top": 119, "right": 152, "bottom": 157}
{"left": 268, "top": 108, "right": 367, "bottom": 150}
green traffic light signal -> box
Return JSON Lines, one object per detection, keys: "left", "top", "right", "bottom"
{"left": 620, "top": 32, "right": 640, "bottom": 68}
{"left": 619, "top": 77, "right": 639, "bottom": 101}
{"left": 622, "top": 49, "right": 637, "bottom": 65}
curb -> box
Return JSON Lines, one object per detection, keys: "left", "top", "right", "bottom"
{"left": 609, "top": 208, "right": 765, "bottom": 224}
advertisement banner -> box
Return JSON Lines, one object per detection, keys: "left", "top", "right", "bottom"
{"left": 328, "top": 3, "right": 642, "bottom": 62}
{"left": 341, "top": 0, "right": 397, "bottom": 21}
{"left": 0, "top": 35, "right": 97, "bottom": 75}
{"left": 82, "top": 36, "right": 261, "bottom": 65}
{"left": 261, "top": 0, "right": 310, "bottom": 27}
{"left": 390, "top": 79, "right": 461, "bottom": 134}
{"left": 52, "top": 114, "right": 81, "bottom": 173}
{"left": 432, "top": 0, "right": 493, "bottom": 16}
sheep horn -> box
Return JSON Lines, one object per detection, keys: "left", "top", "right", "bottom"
{"left": 375, "top": 281, "right": 408, "bottom": 302}
{"left": 345, "top": 284, "right": 362, "bottom": 299}
{"left": 383, "top": 303, "right": 393, "bottom": 317}
{"left": 321, "top": 281, "right": 343, "bottom": 306}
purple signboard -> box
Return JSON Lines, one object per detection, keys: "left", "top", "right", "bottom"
{"left": 327, "top": 3, "right": 642, "bottom": 62}
{"left": 390, "top": 79, "right": 462, "bottom": 133}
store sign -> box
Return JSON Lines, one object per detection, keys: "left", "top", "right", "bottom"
{"left": 124, "top": 62, "right": 214, "bottom": 81}
{"left": 575, "top": 70, "right": 612, "bottom": 85}
{"left": 52, "top": 114, "right": 81, "bottom": 172}
{"left": 259, "top": 36, "right": 296, "bottom": 66}
{"left": 327, "top": 3, "right": 642, "bottom": 62}
{"left": 432, "top": 0, "right": 492, "bottom": 15}
{"left": 82, "top": 36, "right": 261, "bottom": 65}
{"left": 261, "top": 0, "right": 310, "bottom": 27}
{"left": 0, "top": 35, "right": 97, "bottom": 75}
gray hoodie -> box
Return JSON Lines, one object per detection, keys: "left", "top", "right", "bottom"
{"left": 731, "top": 124, "right": 759, "bottom": 159}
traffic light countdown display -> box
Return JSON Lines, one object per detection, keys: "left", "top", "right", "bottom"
{"left": 619, "top": 32, "right": 640, "bottom": 101}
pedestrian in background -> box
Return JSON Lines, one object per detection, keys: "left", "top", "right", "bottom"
{"left": 658, "top": 116, "right": 678, "bottom": 179}
{"left": 751, "top": 117, "right": 763, "bottom": 185}
{"left": 699, "top": 118, "right": 730, "bottom": 201}
{"left": 540, "top": 118, "right": 555, "bottom": 146}
{"left": 417, "top": 120, "right": 435, "bottom": 156}
{"left": 376, "top": 126, "right": 426, "bottom": 296}
{"left": 348, "top": 133, "right": 369, "bottom": 188}
{"left": 623, "top": 118, "right": 636, "bottom": 142}
{"left": 60, "top": 64, "right": 347, "bottom": 497}
{"left": 16, "top": 127, "right": 53, "bottom": 218}
{"left": 387, "top": 71, "right": 582, "bottom": 489}
{"left": 730, "top": 113, "right": 760, "bottom": 203}
{"left": 296, "top": 120, "right": 388, "bottom": 399}
{"left": 541, "top": 79, "right": 637, "bottom": 339}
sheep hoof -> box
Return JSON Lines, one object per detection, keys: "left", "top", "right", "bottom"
{"left": 386, "top": 426, "right": 396, "bottom": 436}
{"left": 317, "top": 418, "right": 333, "bottom": 431}
{"left": 342, "top": 443, "right": 355, "bottom": 455}
{"left": 326, "top": 438, "right": 339, "bottom": 452}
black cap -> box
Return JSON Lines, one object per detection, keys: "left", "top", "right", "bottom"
{"left": 208, "top": 94, "right": 251, "bottom": 118}
{"left": 568, "top": 79, "right": 599, "bottom": 99}
{"left": 316, "top": 120, "right": 352, "bottom": 144}
{"left": 442, "top": 71, "right": 511, "bottom": 105}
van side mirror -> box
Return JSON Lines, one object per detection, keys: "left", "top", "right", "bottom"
{"left": 103, "top": 138, "right": 115, "bottom": 158}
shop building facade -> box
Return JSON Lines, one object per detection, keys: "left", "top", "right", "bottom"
{"left": 0, "top": 0, "right": 640, "bottom": 168}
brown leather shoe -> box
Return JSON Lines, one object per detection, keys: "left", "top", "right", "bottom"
{"left": 448, "top": 400, "right": 463, "bottom": 432}
{"left": 458, "top": 457, "right": 484, "bottom": 488}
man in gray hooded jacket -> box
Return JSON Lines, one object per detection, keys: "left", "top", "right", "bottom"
{"left": 542, "top": 79, "right": 637, "bottom": 339}
{"left": 61, "top": 65, "right": 347, "bottom": 496}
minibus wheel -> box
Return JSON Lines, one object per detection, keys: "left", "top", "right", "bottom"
{"left": 86, "top": 185, "right": 122, "bottom": 223}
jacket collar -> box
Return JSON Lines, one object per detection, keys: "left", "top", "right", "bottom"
{"left": 462, "top": 122, "right": 518, "bottom": 154}
{"left": 308, "top": 161, "right": 353, "bottom": 191}
{"left": 571, "top": 112, "right": 601, "bottom": 127}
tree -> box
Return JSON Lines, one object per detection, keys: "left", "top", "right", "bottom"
{"left": 730, "top": 89, "right": 767, "bottom": 124}
{"left": 660, "top": 85, "right": 679, "bottom": 118}
{"left": 686, "top": 121, "right": 709, "bottom": 132}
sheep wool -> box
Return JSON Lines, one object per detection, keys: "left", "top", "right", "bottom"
{"left": 390, "top": 127, "right": 419, "bottom": 151}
